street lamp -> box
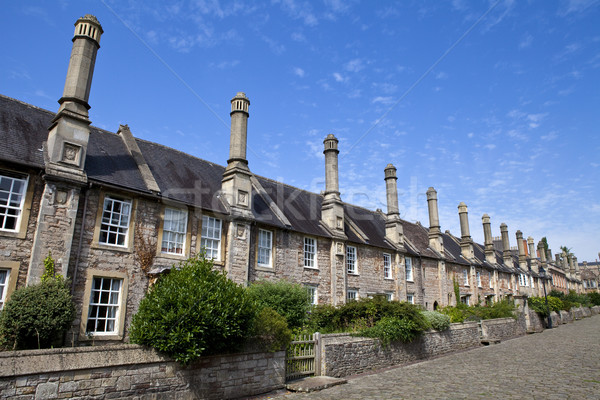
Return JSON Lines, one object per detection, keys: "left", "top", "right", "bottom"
{"left": 539, "top": 266, "right": 553, "bottom": 329}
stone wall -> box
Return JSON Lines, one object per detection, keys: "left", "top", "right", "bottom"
{"left": 480, "top": 316, "right": 526, "bottom": 341}
{"left": 591, "top": 306, "right": 600, "bottom": 315}
{"left": 527, "top": 309, "right": 545, "bottom": 332}
{"left": 0, "top": 345, "right": 284, "bottom": 400}
{"left": 559, "top": 310, "right": 573, "bottom": 323}
{"left": 320, "top": 321, "right": 480, "bottom": 378}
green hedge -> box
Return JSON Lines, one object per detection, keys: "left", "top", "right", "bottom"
{"left": 439, "top": 299, "right": 516, "bottom": 323}
{"left": 246, "top": 280, "right": 311, "bottom": 330}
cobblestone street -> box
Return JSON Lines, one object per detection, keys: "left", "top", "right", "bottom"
{"left": 271, "top": 316, "right": 600, "bottom": 400}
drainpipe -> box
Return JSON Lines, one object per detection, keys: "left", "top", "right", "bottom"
{"left": 71, "top": 183, "right": 91, "bottom": 294}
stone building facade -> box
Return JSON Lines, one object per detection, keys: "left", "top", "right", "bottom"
{"left": 0, "top": 15, "right": 585, "bottom": 345}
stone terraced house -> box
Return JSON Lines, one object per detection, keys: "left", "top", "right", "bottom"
{"left": 0, "top": 15, "right": 584, "bottom": 345}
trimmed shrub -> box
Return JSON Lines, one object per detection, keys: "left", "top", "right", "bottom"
{"left": 246, "top": 280, "right": 312, "bottom": 330}
{"left": 421, "top": 311, "right": 451, "bottom": 331}
{"left": 440, "top": 299, "right": 516, "bottom": 323}
{"left": 528, "top": 296, "right": 563, "bottom": 313}
{"left": 129, "top": 256, "right": 255, "bottom": 364}
{"left": 0, "top": 278, "right": 75, "bottom": 350}
{"left": 359, "top": 316, "right": 421, "bottom": 346}
{"left": 588, "top": 292, "right": 600, "bottom": 306}
{"left": 250, "top": 307, "right": 292, "bottom": 352}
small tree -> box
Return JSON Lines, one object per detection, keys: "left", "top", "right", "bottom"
{"left": 0, "top": 253, "right": 75, "bottom": 350}
{"left": 246, "top": 280, "right": 312, "bottom": 330}
{"left": 129, "top": 255, "right": 256, "bottom": 364}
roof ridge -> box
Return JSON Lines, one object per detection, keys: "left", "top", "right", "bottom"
{"left": 0, "top": 94, "right": 56, "bottom": 117}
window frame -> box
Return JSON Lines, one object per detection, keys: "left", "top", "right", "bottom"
{"left": 0, "top": 173, "right": 28, "bottom": 233}
{"left": 303, "top": 237, "right": 318, "bottom": 269}
{"left": 80, "top": 269, "right": 128, "bottom": 341}
{"left": 347, "top": 289, "right": 358, "bottom": 302}
{"left": 383, "top": 253, "right": 392, "bottom": 280}
{"left": 476, "top": 270, "right": 482, "bottom": 287}
{"left": 200, "top": 214, "right": 223, "bottom": 262}
{"left": 489, "top": 271, "right": 494, "bottom": 289}
{"left": 463, "top": 269, "right": 469, "bottom": 286}
{"left": 0, "top": 171, "right": 33, "bottom": 239}
{"left": 406, "top": 293, "right": 414, "bottom": 304}
{"left": 346, "top": 245, "right": 357, "bottom": 275}
{"left": 0, "top": 261, "right": 18, "bottom": 310}
{"left": 257, "top": 228, "right": 274, "bottom": 268}
{"left": 92, "top": 193, "right": 136, "bottom": 252}
{"left": 405, "top": 257, "right": 413, "bottom": 282}
{"left": 305, "top": 285, "right": 318, "bottom": 305}
{"left": 158, "top": 206, "right": 189, "bottom": 257}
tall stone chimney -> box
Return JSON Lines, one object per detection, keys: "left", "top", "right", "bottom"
{"left": 538, "top": 241, "right": 547, "bottom": 264}
{"left": 321, "top": 134, "right": 345, "bottom": 238}
{"left": 500, "top": 223, "right": 513, "bottom": 267}
{"left": 384, "top": 164, "right": 404, "bottom": 248}
{"left": 516, "top": 230, "right": 526, "bottom": 268}
{"left": 46, "top": 14, "right": 103, "bottom": 182}
{"left": 222, "top": 92, "right": 252, "bottom": 215}
{"left": 457, "top": 202, "right": 474, "bottom": 260}
{"left": 29, "top": 15, "right": 103, "bottom": 284}
{"left": 527, "top": 236, "right": 538, "bottom": 273}
{"left": 426, "top": 187, "right": 443, "bottom": 253}
{"left": 482, "top": 214, "right": 495, "bottom": 264}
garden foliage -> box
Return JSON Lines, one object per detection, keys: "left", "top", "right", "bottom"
{"left": 246, "top": 280, "right": 312, "bottom": 330}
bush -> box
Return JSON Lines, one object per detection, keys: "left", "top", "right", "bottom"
{"left": 0, "top": 278, "right": 75, "bottom": 350}
{"left": 359, "top": 316, "right": 422, "bottom": 346}
{"left": 528, "top": 296, "right": 564, "bottom": 313}
{"left": 306, "top": 304, "right": 337, "bottom": 333}
{"left": 440, "top": 299, "right": 516, "bottom": 323}
{"left": 246, "top": 280, "right": 312, "bottom": 330}
{"left": 129, "top": 256, "right": 255, "bottom": 364}
{"left": 250, "top": 307, "right": 292, "bottom": 352}
{"left": 421, "top": 311, "right": 451, "bottom": 331}
{"left": 588, "top": 292, "right": 600, "bottom": 306}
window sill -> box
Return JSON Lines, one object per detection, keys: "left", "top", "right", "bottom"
{"left": 406, "top": 279, "right": 414, "bottom": 283}
{"left": 256, "top": 265, "right": 275, "bottom": 272}
{"left": 304, "top": 266, "right": 319, "bottom": 270}
{"left": 384, "top": 277, "right": 394, "bottom": 281}
{"left": 347, "top": 272, "right": 359, "bottom": 276}
{"left": 157, "top": 252, "right": 188, "bottom": 261}
{"left": 0, "top": 229, "right": 26, "bottom": 239}
{"left": 80, "top": 332, "right": 124, "bottom": 341}
{"left": 92, "top": 243, "right": 133, "bottom": 253}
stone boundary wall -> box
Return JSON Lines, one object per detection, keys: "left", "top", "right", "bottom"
{"left": 591, "top": 306, "right": 600, "bottom": 315}
{"left": 480, "top": 316, "right": 526, "bottom": 341}
{"left": 560, "top": 310, "right": 573, "bottom": 323}
{"left": 320, "top": 322, "right": 480, "bottom": 378}
{"left": 0, "top": 344, "right": 285, "bottom": 399}
{"left": 527, "top": 310, "right": 545, "bottom": 332}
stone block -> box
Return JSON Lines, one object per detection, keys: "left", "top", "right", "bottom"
{"left": 35, "top": 382, "right": 58, "bottom": 399}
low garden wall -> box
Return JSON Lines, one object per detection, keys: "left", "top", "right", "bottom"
{"left": 592, "top": 306, "right": 600, "bottom": 315}
{"left": 560, "top": 310, "right": 573, "bottom": 323}
{"left": 0, "top": 344, "right": 285, "bottom": 399}
{"left": 527, "top": 309, "right": 545, "bottom": 333}
{"left": 320, "top": 321, "right": 480, "bottom": 378}
{"left": 480, "top": 315, "right": 526, "bottom": 341}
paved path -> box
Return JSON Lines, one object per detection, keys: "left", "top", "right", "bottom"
{"left": 268, "top": 316, "right": 600, "bottom": 399}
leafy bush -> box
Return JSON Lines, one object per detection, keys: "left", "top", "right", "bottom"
{"left": 0, "top": 277, "right": 75, "bottom": 350}
{"left": 564, "top": 290, "right": 590, "bottom": 307}
{"left": 306, "top": 304, "right": 338, "bottom": 333}
{"left": 440, "top": 299, "right": 516, "bottom": 323}
{"left": 250, "top": 307, "right": 292, "bottom": 352}
{"left": 129, "top": 256, "right": 255, "bottom": 364}
{"left": 421, "top": 311, "right": 451, "bottom": 331}
{"left": 359, "top": 316, "right": 421, "bottom": 345}
{"left": 528, "top": 296, "right": 564, "bottom": 313}
{"left": 549, "top": 290, "right": 565, "bottom": 299}
{"left": 246, "top": 280, "right": 311, "bottom": 330}
{"left": 588, "top": 292, "right": 600, "bottom": 306}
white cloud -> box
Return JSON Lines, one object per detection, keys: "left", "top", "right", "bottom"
{"left": 435, "top": 71, "right": 448, "bottom": 80}
{"left": 467, "top": 132, "right": 474, "bottom": 138}
{"left": 332, "top": 72, "right": 346, "bottom": 82}
{"left": 484, "top": 144, "right": 496, "bottom": 150}
{"left": 293, "top": 67, "right": 305, "bottom": 77}
{"left": 291, "top": 32, "right": 306, "bottom": 42}
{"left": 519, "top": 33, "right": 533, "bottom": 49}
{"left": 344, "top": 58, "right": 364, "bottom": 72}
{"left": 372, "top": 96, "right": 394, "bottom": 105}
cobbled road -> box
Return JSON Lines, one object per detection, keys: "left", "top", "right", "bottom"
{"left": 267, "top": 316, "right": 600, "bottom": 399}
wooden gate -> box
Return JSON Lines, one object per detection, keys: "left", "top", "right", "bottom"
{"left": 285, "top": 333, "right": 321, "bottom": 382}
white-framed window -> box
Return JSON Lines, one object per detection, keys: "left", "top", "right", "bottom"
{"left": 383, "top": 253, "right": 392, "bottom": 279}
{"left": 460, "top": 295, "right": 470, "bottom": 306}
{"left": 0, "top": 174, "right": 28, "bottom": 232}
{"left": 347, "top": 289, "right": 358, "bottom": 302}
{"left": 305, "top": 285, "right": 317, "bottom": 305}
{"left": 161, "top": 208, "right": 187, "bottom": 255}
{"left": 385, "top": 292, "right": 393, "bottom": 301}
{"left": 406, "top": 293, "right": 414, "bottom": 304}
{"left": 99, "top": 196, "right": 132, "bottom": 247}
{"left": 86, "top": 277, "right": 123, "bottom": 334}
{"left": 405, "top": 257, "right": 413, "bottom": 281}
{"left": 463, "top": 269, "right": 469, "bottom": 286}
{"left": 303, "top": 237, "right": 317, "bottom": 268}
{"left": 530, "top": 276, "right": 535, "bottom": 289}
{"left": 201, "top": 215, "right": 222, "bottom": 261}
{"left": 258, "top": 229, "right": 273, "bottom": 267}
{"left": 346, "top": 245, "right": 357, "bottom": 274}
{"left": 477, "top": 271, "right": 482, "bottom": 287}
{"left": 489, "top": 271, "right": 493, "bottom": 289}
{"left": 0, "top": 269, "right": 8, "bottom": 309}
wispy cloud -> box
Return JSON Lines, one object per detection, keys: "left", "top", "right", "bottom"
{"left": 519, "top": 33, "right": 533, "bottom": 49}
{"left": 293, "top": 67, "right": 305, "bottom": 77}
{"left": 332, "top": 72, "right": 346, "bottom": 82}
{"left": 344, "top": 58, "right": 365, "bottom": 72}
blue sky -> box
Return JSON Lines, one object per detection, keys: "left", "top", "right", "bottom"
{"left": 1, "top": 1, "right": 599, "bottom": 261}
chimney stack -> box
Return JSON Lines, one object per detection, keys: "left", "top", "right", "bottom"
{"left": 47, "top": 14, "right": 103, "bottom": 181}
{"left": 516, "top": 230, "right": 526, "bottom": 267}
{"left": 384, "top": 164, "right": 404, "bottom": 248}
{"left": 321, "top": 134, "right": 345, "bottom": 237}
{"left": 527, "top": 236, "right": 538, "bottom": 273}
{"left": 221, "top": 92, "right": 252, "bottom": 213}
{"left": 457, "top": 202, "right": 474, "bottom": 260}
{"left": 500, "top": 223, "right": 513, "bottom": 267}
{"left": 482, "top": 214, "right": 495, "bottom": 264}
{"left": 426, "top": 187, "right": 443, "bottom": 253}
{"left": 538, "top": 241, "right": 547, "bottom": 264}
